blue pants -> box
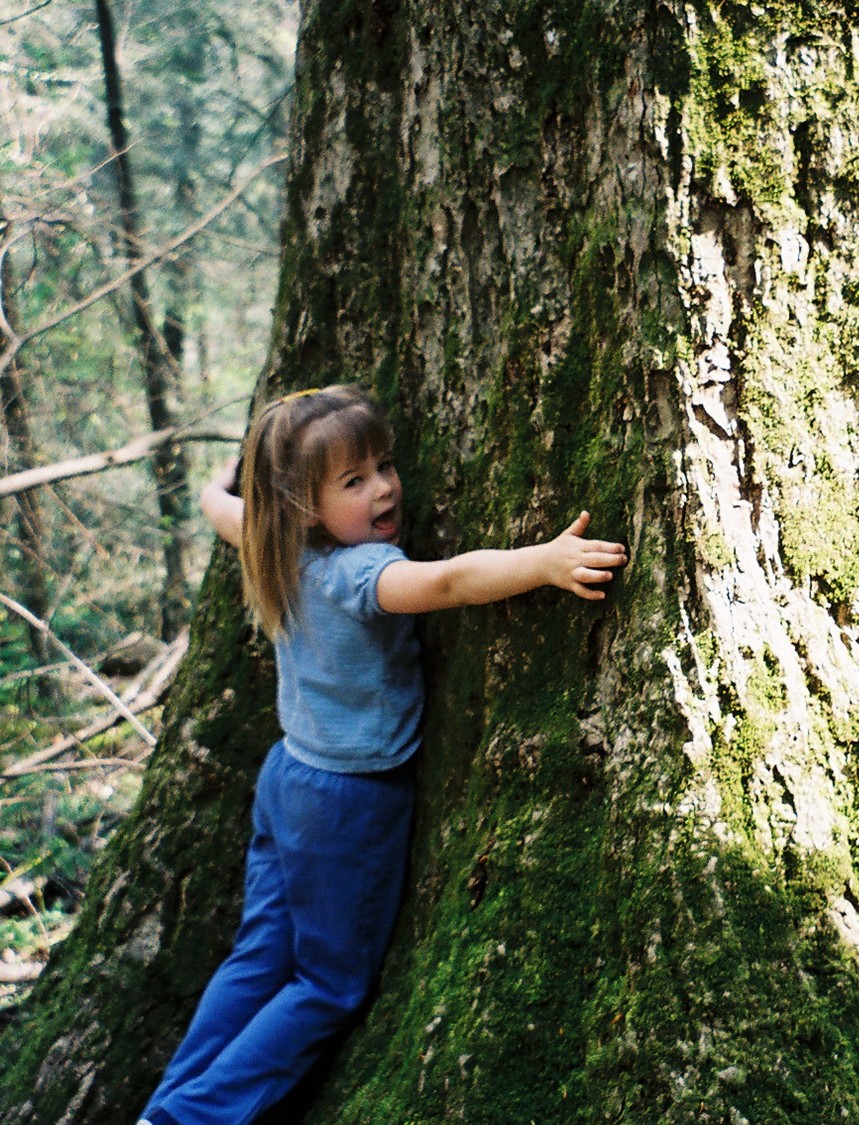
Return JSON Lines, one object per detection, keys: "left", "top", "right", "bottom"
{"left": 142, "top": 741, "right": 415, "bottom": 1125}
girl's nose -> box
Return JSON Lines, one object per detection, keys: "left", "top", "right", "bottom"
{"left": 375, "top": 472, "right": 393, "bottom": 497}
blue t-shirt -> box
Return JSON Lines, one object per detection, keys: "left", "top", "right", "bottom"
{"left": 274, "top": 543, "right": 423, "bottom": 773}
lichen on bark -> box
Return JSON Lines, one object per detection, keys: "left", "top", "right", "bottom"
{"left": 3, "top": 2, "right": 859, "bottom": 1123}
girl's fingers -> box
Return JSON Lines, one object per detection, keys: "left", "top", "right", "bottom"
{"left": 582, "top": 540, "right": 627, "bottom": 555}
{"left": 565, "top": 511, "right": 591, "bottom": 536}
{"left": 574, "top": 568, "right": 614, "bottom": 585}
{"left": 572, "top": 583, "right": 607, "bottom": 600}
{"left": 583, "top": 551, "right": 626, "bottom": 567}
{"left": 573, "top": 554, "right": 626, "bottom": 575}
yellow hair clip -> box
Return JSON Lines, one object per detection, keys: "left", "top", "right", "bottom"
{"left": 280, "top": 387, "right": 321, "bottom": 404}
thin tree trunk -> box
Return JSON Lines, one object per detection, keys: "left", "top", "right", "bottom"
{"left": 3, "top": 3, "right": 859, "bottom": 1123}
{"left": 160, "top": 45, "right": 204, "bottom": 397}
{"left": 0, "top": 214, "right": 54, "bottom": 681}
{"left": 94, "top": 0, "right": 190, "bottom": 641}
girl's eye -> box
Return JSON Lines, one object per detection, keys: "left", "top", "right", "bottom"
{"left": 379, "top": 457, "right": 395, "bottom": 472}
{"left": 345, "top": 476, "right": 361, "bottom": 489}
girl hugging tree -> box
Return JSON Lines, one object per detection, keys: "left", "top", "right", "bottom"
{"left": 137, "top": 384, "right": 627, "bottom": 1125}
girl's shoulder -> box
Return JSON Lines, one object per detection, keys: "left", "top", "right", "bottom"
{"left": 304, "top": 541, "right": 407, "bottom": 568}
{"left": 303, "top": 543, "right": 408, "bottom": 619}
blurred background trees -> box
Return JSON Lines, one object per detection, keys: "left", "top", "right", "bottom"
{"left": 0, "top": 0, "right": 297, "bottom": 1009}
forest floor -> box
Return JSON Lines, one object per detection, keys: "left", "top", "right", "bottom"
{"left": 0, "top": 640, "right": 174, "bottom": 1023}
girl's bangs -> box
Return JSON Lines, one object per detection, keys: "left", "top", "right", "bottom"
{"left": 305, "top": 404, "right": 393, "bottom": 481}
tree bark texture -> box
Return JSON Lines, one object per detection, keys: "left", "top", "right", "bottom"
{"left": 3, "top": 2, "right": 859, "bottom": 1122}
{"left": 0, "top": 218, "right": 54, "bottom": 674}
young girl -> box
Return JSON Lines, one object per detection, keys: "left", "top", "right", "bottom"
{"left": 138, "top": 384, "right": 626, "bottom": 1125}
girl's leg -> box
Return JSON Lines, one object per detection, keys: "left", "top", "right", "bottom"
{"left": 141, "top": 744, "right": 296, "bottom": 1118}
{"left": 149, "top": 751, "right": 415, "bottom": 1125}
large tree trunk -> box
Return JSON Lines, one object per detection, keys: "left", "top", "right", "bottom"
{"left": 3, "top": 2, "right": 859, "bottom": 1122}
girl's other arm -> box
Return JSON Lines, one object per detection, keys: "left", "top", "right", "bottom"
{"left": 377, "top": 512, "right": 627, "bottom": 614}
{"left": 200, "top": 458, "right": 244, "bottom": 548}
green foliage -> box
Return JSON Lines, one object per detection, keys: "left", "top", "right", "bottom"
{"left": 0, "top": 764, "right": 141, "bottom": 1016}
{"left": 1, "top": 0, "right": 296, "bottom": 650}
{"left": 0, "top": 549, "right": 281, "bottom": 1118}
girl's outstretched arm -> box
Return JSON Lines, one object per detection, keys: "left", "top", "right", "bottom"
{"left": 200, "top": 458, "right": 243, "bottom": 548}
{"left": 377, "top": 512, "right": 627, "bottom": 614}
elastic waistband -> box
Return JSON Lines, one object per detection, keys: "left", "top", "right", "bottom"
{"left": 280, "top": 736, "right": 419, "bottom": 779}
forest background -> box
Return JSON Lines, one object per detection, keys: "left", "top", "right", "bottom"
{"left": 0, "top": 0, "right": 298, "bottom": 999}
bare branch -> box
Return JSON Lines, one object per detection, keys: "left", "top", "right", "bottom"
{"left": 199, "top": 229, "right": 280, "bottom": 257}
{"left": 0, "top": 425, "right": 242, "bottom": 498}
{"left": 0, "top": 0, "right": 53, "bottom": 29}
{"left": 0, "top": 857, "right": 48, "bottom": 942}
{"left": 12, "top": 755, "right": 149, "bottom": 776}
{"left": 0, "top": 875, "right": 43, "bottom": 913}
{"left": 0, "top": 659, "right": 70, "bottom": 687}
{"left": 0, "top": 593, "right": 157, "bottom": 748}
{"left": 0, "top": 151, "right": 288, "bottom": 380}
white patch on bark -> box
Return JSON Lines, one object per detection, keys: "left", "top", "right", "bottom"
{"left": 660, "top": 21, "right": 859, "bottom": 940}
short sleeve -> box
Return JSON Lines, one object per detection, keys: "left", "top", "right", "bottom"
{"left": 311, "top": 543, "right": 407, "bottom": 620}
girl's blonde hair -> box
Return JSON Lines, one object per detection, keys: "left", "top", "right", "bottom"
{"left": 240, "top": 384, "right": 393, "bottom": 637}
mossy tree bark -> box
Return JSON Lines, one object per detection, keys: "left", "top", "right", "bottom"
{"left": 3, "top": 2, "right": 859, "bottom": 1122}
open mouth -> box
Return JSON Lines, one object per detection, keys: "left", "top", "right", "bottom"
{"left": 372, "top": 507, "right": 399, "bottom": 538}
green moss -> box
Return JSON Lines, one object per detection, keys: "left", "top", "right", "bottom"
{"left": 699, "top": 526, "right": 734, "bottom": 571}
{"left": 739, "top": 312, "right": 859, "bottom": 617}
{"left": 685, "top": 9, "right": 784, "bottom": 209}
{"left": 587, "top": 836, "right": 859, "bottom": 1124}
{"left": 309, "top": 626, "right": 859, "bottom": 1124}
{"left": 682, "top": 2, "right": 859, "bottom": 614}
{"left": 494, "top": 3, "right": 630, "bottom": 173}
{"left": 683, "top": 2, "right": 859, "bottom": 217}
{"left": 306, "top": 677, "right": 611, "bottom": 1124}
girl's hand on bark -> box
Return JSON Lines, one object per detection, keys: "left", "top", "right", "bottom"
{"left": 544, "top": 511, "right": 627, "bottom": 600}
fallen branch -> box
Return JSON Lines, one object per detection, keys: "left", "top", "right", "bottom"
{"left": 0, "top": 594, "right": 157, "bottom": 750}
{"left": 1, "top": 630, "right": 187, "bottom": 779}
{"left": 0, "top": 426, "right": 241, "bottom": 498}
{"left": 118, "top": 628, "right": 188, "bottom": 707}
{"left": 0, "top": 877, "right": 43, "bottom": 913}
{"left": 14, "top": 755, "right": 149, "bottom": 776}
{"left": 0, "top": 960, "right": 44, "bottom": 983}
{"left": 0, "top": 857, "right": 48, "bottom": 944}
{"left": 0, "top": 658, "right": 69, "bottom": 686}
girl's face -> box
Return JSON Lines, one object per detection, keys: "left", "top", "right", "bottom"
{"left": 312, "top": 445, "right": 403, "bottom": 546}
